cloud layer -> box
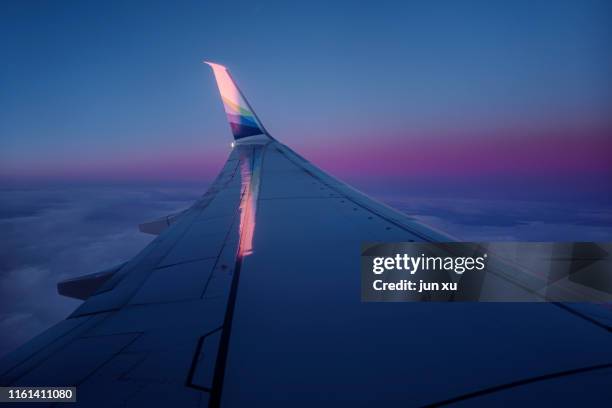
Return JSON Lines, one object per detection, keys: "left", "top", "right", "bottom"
{"left": 1, "top": 186, "right": 611, "bottom": 357}
{"left": 0, "top": 186, "right": 202, "bottom": 357}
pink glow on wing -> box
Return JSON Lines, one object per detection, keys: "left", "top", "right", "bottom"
{"left": 205, "top": 62, "right": 246, "bottom": 115}
{"left": 237, "top": 155, "right": 257, "bottom": 257}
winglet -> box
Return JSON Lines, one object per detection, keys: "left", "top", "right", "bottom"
{"left": 204, "top": 61, "right": 269, "bottom": 140}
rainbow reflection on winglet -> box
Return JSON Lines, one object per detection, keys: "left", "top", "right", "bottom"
{"left": 204, "top": 61, "right": 268, "bottom": 140}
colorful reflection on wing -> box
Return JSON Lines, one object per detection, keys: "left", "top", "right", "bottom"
{"left": 237, "top": 148, "right": 263, "bottom": 257}
{"left": 205, "top": 62, "right": 266, "bottom": 139}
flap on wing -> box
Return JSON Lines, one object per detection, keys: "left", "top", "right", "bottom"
{"left": 57, "top": 263, "right": 126, "bottom": 300}
{"left": 138, "top": 212, "right": 183, "bottom": 235}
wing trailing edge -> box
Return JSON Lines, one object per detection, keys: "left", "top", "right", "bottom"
{"left": 138, "top": 211, "right": 184, "bottom": 235}
{"left": 57, "top": 262, "right": 125, "bottom": 300}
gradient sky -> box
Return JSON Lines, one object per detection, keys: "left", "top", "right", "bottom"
{"left": 1, "top": 0, "right": 612, "bottom": 356}
{"left": 1, "top": 0, "right": 611, "bottom": 201}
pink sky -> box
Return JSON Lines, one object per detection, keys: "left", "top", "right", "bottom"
{"left": 2, "top": 124, "right": 610, "bottom": 201}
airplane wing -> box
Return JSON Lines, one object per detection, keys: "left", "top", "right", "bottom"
{"left": 1, "top": 63, "right": 610, "bottom": 407}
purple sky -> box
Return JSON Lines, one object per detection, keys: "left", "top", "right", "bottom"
{"left": 1, "top": 0, "right": 611, "bottom": 203}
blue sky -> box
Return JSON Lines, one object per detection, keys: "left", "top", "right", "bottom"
{"left": 1, "top": 0, "right": 610, "bottom": 201}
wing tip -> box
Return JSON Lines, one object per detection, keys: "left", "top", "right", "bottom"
{"left": 203, "top": 60, "right": 271, "bottom": 141}
{"left": 203, "top": 60, "right": 227, "bottom": 70}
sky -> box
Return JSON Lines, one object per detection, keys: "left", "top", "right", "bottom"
{"left": 0, "top": 1, "right": 612, "bottom": 356}
{"left": 1, "top": 0, "right": 611, "bottom": 201}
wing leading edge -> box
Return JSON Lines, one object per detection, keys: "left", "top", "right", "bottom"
{"left": 0, "top": 64, "right": 610, "bottom": 408}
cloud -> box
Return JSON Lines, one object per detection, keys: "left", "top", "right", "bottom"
{"left": 1, "top": 186, "right": 611, "bottom": 358}
{"left": 0, "top": 186, "right": 202, "bottom": 357}
{"left": 386, "top": 196, "right": 612, "bottom": 241}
